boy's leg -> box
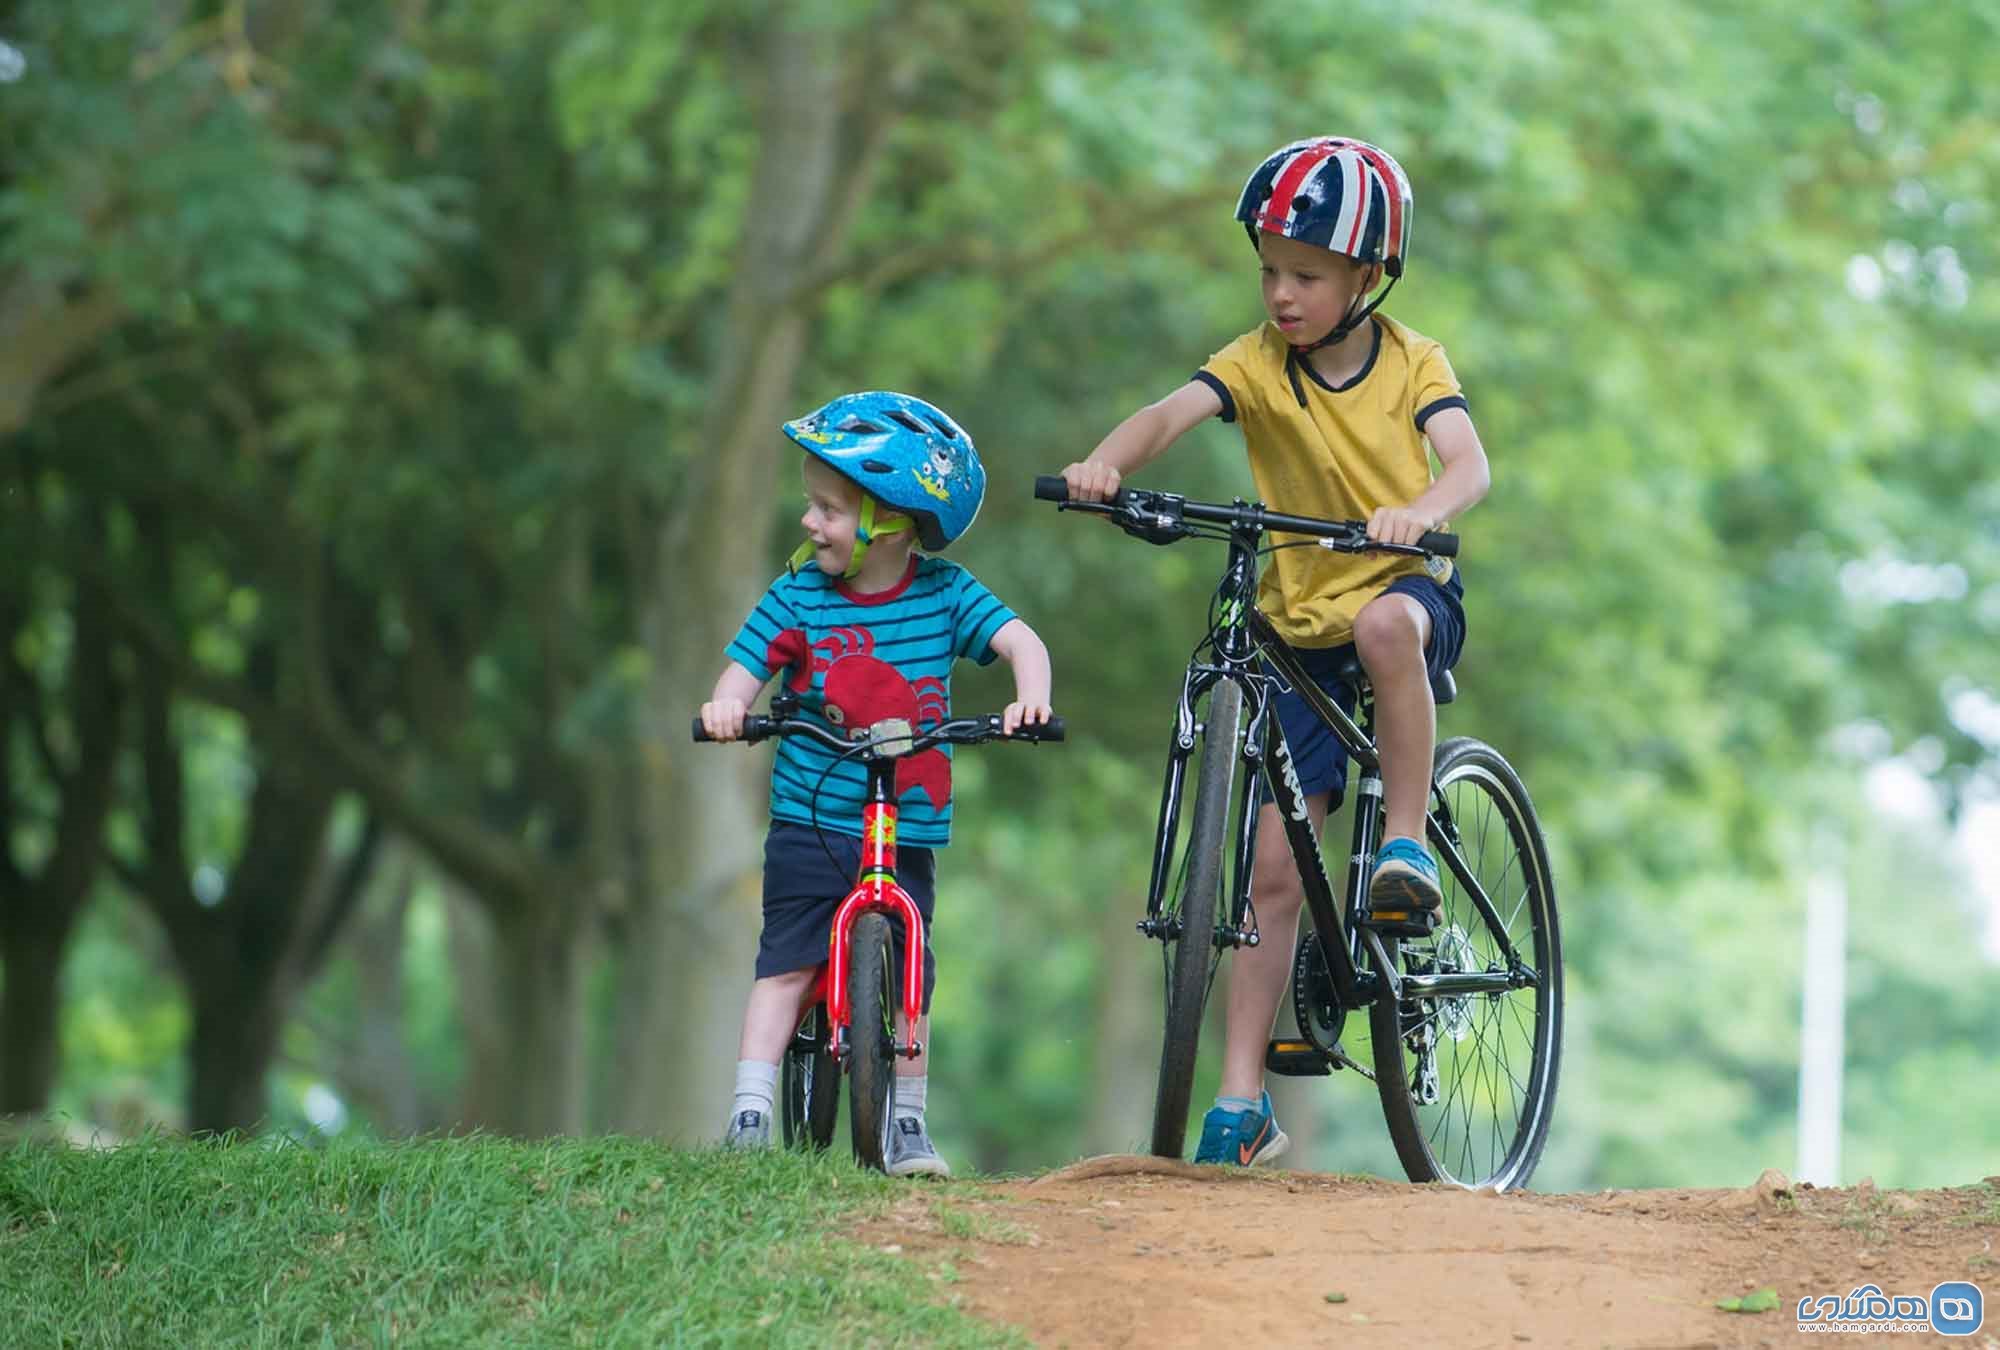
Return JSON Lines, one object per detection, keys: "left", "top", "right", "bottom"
{"left": 1217, "top": 797, "right": 1332, "bottom": 1100}
{"left": 885, "top": 1011, "right": 948, "bottom": 1176}
{"left": 725, "top": 966, "right": 819, "bottom": 1148}
{"left": 1352, "top": 591, "right": 1434, "bottom": 843}
{"left": 1353, "top": 591, "right": 1443, "bottom": 919}
{"left": 1198, "top": 794, "right": 1330, "bottom": 1166}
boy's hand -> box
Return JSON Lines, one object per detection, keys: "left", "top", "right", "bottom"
{"left": 1368, "top": 505, "right": 1441, "bottom": 548}
{"left": 1003, "top": 701, "right": 1053, "bottom": 736}
{"left": 701, "top": 698, "right": 749, "bottom": 742}
{"left": 1059, "top": 460, "right": 1122, "bottom": 504}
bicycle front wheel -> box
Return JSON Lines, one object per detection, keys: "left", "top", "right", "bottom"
{"left": 1151, "top": 678, "right": 1241, "bottom": 1159}
{"left": 846, "top": 912, "right": 898, "bottom": 1171}
{"left": 781, "top": 1002, "right": 839, "bottom": 1151}
{"left": 1370, "top": 736, "right": 1563, "bottom": 1190}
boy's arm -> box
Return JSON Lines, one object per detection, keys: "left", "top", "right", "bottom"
{"left": 986, "top": 618, "right": 1053, "bottom": 735}
{"left": 1369, "top": 407, "right": 1493, "bottom": 546}
{"left": 701, "top": 661, "right": 769, "bottom": 742}
{"left": 1060, "top": 380, "right": 1223, "bottom": 502}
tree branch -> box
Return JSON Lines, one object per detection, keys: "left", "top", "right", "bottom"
{"left": 105, "top": 559, "right": 543, "bottom": 920}
{"left": 0, "top": 276, "right": 124, "bottom": 437}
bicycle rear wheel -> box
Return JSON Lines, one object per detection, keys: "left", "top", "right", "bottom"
{"left": 846, "top": 912, "right": 898, "bottom": 1171}
{"left": 781, "top": 1002, "right": 839, "bottom": 1151}
{"left": 1150, "top": 678, "right": 1241, "bottom": 1159}
{"left": 1370, "top": 737, "right": 1562, "bottom": 1190}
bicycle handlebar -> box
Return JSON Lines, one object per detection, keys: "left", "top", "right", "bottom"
{"left": 692, "top": 712, "right": 1066, "bottom": 748}
{"left": 1032, "top": 474, "right": 1458, "bottom": 559}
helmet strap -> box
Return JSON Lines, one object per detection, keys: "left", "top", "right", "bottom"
{"left": 787, "top": 494, "right": 913, "bottom": 578}
{"left": 1283, "top": 274, "right": 1397, "bottom": 407}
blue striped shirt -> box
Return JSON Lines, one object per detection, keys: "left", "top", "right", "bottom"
{"left": 726, "top": 556, "right": 1017, "bottom": 847}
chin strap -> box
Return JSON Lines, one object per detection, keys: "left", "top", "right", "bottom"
{"left": 787, "top": 495, "right": 914, "bottom": 578}
{"left": 1283, "top": 276, "right": 1397, "bottom": 407}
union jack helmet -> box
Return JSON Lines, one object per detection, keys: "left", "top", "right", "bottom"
{"left": 1235, "top": 138, "right": 1413, "bottom": 278}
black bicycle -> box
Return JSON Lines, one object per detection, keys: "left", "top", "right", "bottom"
{"left": 1036, "top": 476, "right": 1561, "bottom": 1190}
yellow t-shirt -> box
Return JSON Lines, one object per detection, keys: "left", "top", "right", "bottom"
{"left": 1196, "top": 315, "right": 1464, "bottom": 648}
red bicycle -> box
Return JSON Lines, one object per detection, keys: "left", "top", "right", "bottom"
{"left": 693, "top": 694, "right": 1063, "bottom": 1170}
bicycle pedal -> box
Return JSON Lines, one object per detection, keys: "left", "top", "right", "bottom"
{"left": 1358, "top": 906, "right": 1441, "bottom": 938}
{"left": 1265, "top": 1039, "right": 1334, "bottom": 1077}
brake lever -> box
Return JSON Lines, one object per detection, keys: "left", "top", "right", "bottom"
{"left": 1119, "top": 490, "right": 1191, "bottom": 546}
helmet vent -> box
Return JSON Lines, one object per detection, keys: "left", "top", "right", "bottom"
{"left": 836, "top": 416, "right": 885, "bottom": 434}
{"left": 860, "top": 458, "right": 893, "bottom": 473}
{"left": 924, "top": 415, "right": 961, "bottom": 440}
{"left": 883, "top": 409, "right": 931, "bottom": 436}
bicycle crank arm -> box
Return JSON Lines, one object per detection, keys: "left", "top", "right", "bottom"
{"left": 1399, "top": 969, "right": 1532, "bottom": 998}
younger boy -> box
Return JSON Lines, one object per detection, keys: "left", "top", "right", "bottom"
{"left": 702, "top": 391, "right": 1053, "bottom": 1177}
{"left": 1059, "top": 138, "right": 1490, "bottom": 1166}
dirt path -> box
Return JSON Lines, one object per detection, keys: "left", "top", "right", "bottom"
{"left": 856, "top": 1158, "right": 1999, "bottom": 1348}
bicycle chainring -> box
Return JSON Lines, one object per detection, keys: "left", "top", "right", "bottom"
{"left": 1291, "top": 929, "right": 1348, "bottom": 1054}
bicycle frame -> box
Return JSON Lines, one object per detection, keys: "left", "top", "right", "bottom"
{"left": 1142, "top": 519, "right": 1539, "bottom": 1011}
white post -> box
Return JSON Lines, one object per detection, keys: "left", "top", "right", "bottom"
{"left": 1796, "top": 845, "right": 1847, "bottom": 1187}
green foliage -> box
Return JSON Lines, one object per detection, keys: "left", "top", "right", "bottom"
{"left": 0, "top": 1135, "right": 1017, "bottom": 1348}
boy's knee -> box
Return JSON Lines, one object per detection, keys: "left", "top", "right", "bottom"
{"left": 1249, "top": 854, "right": 1306, "bottom": 912}
{"left": 1354, "top": 594, "right": 1426, "bottom": 663}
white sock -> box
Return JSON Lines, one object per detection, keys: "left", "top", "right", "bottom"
{"left": 1214, "top": 1094, "right": 1258, "bottom": 1116}
{"left": 732, "top": 1059, "right": 779, "bottom": 1121}
{"left": 897, "top": 1073, "right": 928, "bottom": 1121}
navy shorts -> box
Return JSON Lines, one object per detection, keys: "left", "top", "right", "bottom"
{"left": 1259, "top": 571, "right": 1467, "bottom": 812}
{"left": 758, "top": 820, "right": 938, "bottom": 1012}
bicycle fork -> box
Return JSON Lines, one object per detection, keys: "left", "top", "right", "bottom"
{"left": 825, "top": 786, "right": 927, "bottom": 1063}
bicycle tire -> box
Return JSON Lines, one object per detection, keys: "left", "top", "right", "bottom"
{"left": 847, "top": 912, "right": 898, "bottom": 1171}
{"left": 1369, "top": 736, "right": 1563, "bottom": 1190}
{"left": 781, "top": 1003, "right": 839, "bottom": 1151}
{"left": 1150, "top": 678, "right": 1242, "bottom": 1159}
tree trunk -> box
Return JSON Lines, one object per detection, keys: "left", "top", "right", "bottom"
{"left": 0, "top": 929, "right": 66, "bottom": 1117}
{"left": 612, "top": 14, "right": 888, "bottom": 1139}
{"left": 184, "top": 934, "right": 284, "bottom": 1134}
{"left": 0, "top": 569, "right": 122, "bottom": 1120}
{"left": 449, "top": 882, "right": 592, "bottom": 1137}
{"left": 335, "top": 846, "right": 426, "bottom": 1135}
{"left": 1086, "top": 891, "right": 1159, "bottom": 1154}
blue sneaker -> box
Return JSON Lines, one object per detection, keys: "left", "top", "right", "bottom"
{"left": 1193, "top": 1091, "right": 1289, "bottom": 1167}
{"left": 1365, "top": 836, "right": 1443, "bottom": 934}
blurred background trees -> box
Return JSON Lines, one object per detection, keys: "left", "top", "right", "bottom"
{"left": 3, "top": 0, "right": 1995, "bottom": 1187}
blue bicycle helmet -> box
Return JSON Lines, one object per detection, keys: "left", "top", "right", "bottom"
{"left": 782, "top": 391, "right": 986, "bottom": 551}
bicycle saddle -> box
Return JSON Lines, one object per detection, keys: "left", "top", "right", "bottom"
{"left": 1332, "top": 654, "right": 1457, "bottom": 706}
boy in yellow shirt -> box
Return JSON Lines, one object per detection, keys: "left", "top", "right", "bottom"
{"left": 1059, "top": 137, "right": 1490, "bottom": 1166}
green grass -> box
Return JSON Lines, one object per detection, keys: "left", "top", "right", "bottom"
{"left": 0, "top": 1134, "right": 1025, "bottom": 1349}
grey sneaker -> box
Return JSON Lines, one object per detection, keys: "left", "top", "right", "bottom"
{"left": 884, "top": 1116, "right": 951, "bottom": 1178}
{"left": 724, "top": 1108, "right": 772, "bottom": 1150}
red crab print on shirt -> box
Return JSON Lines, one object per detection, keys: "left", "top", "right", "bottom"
{"left": 764, "top": 625, "right": 952, "bottom": 809}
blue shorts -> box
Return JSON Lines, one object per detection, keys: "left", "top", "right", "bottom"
{"left": 758, "top": 821, "right": 938, "bottom": 1012}
{"left": 1259, "top": 571, "right": 1467, "bottom": 812}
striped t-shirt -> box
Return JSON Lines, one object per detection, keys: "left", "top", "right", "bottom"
{"left": 725, "top": 555, "right": 1017, "bottom": 847}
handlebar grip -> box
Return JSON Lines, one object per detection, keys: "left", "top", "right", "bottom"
{"left": 1033, "top": 475, "right": 1070, "bottom": 502}
{"left": 1420, "top": 530, "right": 1459, "bottom": 558}
{"left": 691, "top": 715, "right": 776, "bottom": 743}
{"left": 1017, "top": 716, "right": 1065, "bottom": 743}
